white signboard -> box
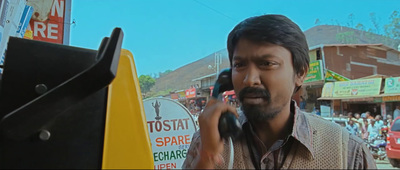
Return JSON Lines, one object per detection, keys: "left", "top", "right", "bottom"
{"left": 320, "top": 105, "right": 331, "bottom": 117}
{"left": 0, "top": 0, "right": 28, "bottom": 65}
{"left": 144, "top": 98, "right": 197, "bottom": 169}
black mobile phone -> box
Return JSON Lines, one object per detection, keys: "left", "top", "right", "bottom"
{"left": 212, "top": 68, "right": 241, "bottom": 139}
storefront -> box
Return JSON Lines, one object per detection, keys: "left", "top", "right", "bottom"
{"left": 318, "top": 76, "right": 400, "bottom": 119}
{"left": 381, "top": 76, "right": 400, "bottom": 117}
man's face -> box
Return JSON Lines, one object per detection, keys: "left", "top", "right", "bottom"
{"left": 231, "top": 38, "right": 306, "bottom": 122}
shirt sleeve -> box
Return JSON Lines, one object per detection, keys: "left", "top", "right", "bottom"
{"left": 182, "top": 131, "right": 201, "bottom": 169}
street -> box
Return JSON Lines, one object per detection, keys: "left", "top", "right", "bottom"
{"left": 376, "top": 159, "right": 397, "bottom": 169}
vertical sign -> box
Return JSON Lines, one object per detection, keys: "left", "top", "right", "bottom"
{"left": 25, "top": 0, "right": 70, "bottom": 44}
{"left": 381, "top": 102, "right": 386, "bottom": 119}
{"left": 144, "top": 98, "right": 197, "bottom": 169}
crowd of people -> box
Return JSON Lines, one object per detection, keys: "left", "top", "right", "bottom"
{"left": 345, "top": 110, "right": 397, "bottom": 142}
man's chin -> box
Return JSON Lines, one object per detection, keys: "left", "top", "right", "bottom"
{"left": 241, "top": 104, "right": 279, "bottom": 123}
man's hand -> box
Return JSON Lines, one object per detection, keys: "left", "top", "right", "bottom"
{"left": 195, "top": 98, "right": 239, "bottom": 169}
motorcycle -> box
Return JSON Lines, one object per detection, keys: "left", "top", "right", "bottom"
{"left": 366, "top": 134, "right": 387, "bottom": 160}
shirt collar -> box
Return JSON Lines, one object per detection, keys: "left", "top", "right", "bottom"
{"left": 238, "top": 100, "right": 315, "bottom": 159}
{"left": 290, "top": 100, "right": 315, "bottom": 159}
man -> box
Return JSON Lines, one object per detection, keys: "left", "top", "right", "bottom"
{"left": 354, "top": 113, "right": 363, "bottom": 124}
{"left": 394, "top": 106, "right": 400, "bottom": 119}
{"left": 299, "top": 96, "right": 306, "bottom": 111}
{"left": 353, "top": 113, "right": 363, "bottom": 135}
{"left": 346, "top": 120, "right": 359, "bottom": 136}
{"left": 365, "top": 111, "right": 374, "bottom": 123}
{"left": 182, "top": 14, "right": 375, "bottom": 169}
{"left": 375, "top": 115, "right": 383, "bottom": 128}
{"left": 367, "top": 119, "right": 380, "bottom": 141}
{"left": 387, "top": 115, "right": 393, "bottom": 127}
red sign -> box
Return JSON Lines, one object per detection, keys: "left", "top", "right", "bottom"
{"left": 26, "top": 0, "right": 70, "bottom": 44}
{"left": 185, "top": 88, "right": 196, "bottom": 98}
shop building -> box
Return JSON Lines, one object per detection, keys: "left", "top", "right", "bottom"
{"left": 318, "top": 76, "right": 400, "bottom": 119}
{"left": 299, "top": 44, "right": 400, "bottom": 115}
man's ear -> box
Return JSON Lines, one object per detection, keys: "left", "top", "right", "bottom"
{"left": 295, "top": 67, "right": 308, "bottom": 87}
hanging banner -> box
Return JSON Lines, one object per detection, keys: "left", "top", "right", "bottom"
{"left": 325, "top": 70, "right": 350, "bottom": 82}
{"left": 332, "top": 78, "right": 382, "bottom": 97}
{"left": 384, "top": 76, "right": 400, "bottom": 94}
{"left": 144, "top": 98, "right": 197, "bottom": 170}
{"left": 304, "top": 60, "right": 324, "bottom": 83}
{"left": 25, "top": 0, "right": 71, "bottom": 44}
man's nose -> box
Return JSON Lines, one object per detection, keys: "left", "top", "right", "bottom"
{"left": 243, "top": 67, "right": 261, "bottom": 87}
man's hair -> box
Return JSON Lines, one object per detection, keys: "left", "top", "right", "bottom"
{"left": 227, "top": 14, "right": 309, "bottom": 76}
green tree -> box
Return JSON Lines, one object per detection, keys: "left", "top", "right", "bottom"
{"left": 355, "top": 23, "right": 365, "bottom": 31}
{"left": 355, "top": 23, "right": 365, "bottom": 39}
{"left": 369, "top": 12, "right": 381, "bottom": 34}
{"left": 139, "top": 75, "right": 156, "bottom": 98}
{"left": 347, "top": 13, "right": 354, "bottom": 28}
{"left": 159, "top": 69, "right": 173, "bottom": 78}
{"left": 336, "top": 31, "right": 358, "bottom": 44}
{"left": 384, "top": 10, "right": 400, "bottom": 40}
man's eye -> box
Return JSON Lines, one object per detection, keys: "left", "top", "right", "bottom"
{"left": 233, "top": 62, "right": 244, "bottom": 68}
{"left": 261, "top": 61, "right": 275, "bottom": 66}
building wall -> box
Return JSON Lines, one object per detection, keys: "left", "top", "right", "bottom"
{"left": 323, "top": 46, "right": 400, "bottom": 79}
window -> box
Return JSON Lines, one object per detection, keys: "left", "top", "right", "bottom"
{"left": 391, "top": 119, "right": 400, "bottom": 132}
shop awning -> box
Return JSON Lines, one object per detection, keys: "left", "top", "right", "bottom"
{"left": 318, "top": 93, "right": 400, "bottom": 101}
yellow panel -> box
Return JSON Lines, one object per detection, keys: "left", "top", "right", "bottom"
{"left": 102, "top": 49, "right": 154, "bottom": 169}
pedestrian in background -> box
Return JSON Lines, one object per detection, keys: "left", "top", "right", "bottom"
{"left": 361, "top": 119, "right": 369, "bottom": 141}
{"left": 346, "top": 120, "right": 359, "bottom": 136}
{"left": 367, "top": 119, "right": 380, "bottom": 140}
{"left": 299, "top": 96, "right": 306, "bottom": 111}
{"left": 394, "top": 105, "right": 400, "bottom": 119}
{"left": 375, "top": 115, "right": 383, "bottom": 129}
{"left": 387, "top": 115, "right": 393, "bottom": 128}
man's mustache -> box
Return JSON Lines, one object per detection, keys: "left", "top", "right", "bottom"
{"left": 238, "top": 87, "right": 271, "bottom": 103}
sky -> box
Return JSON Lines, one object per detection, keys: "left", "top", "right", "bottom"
{"left": 70, "top": 0, "right": 400, "bottom": 76}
